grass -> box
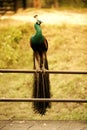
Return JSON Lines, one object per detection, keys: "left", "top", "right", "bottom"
{"left": 0, "top": 12, "right": 87, "bottom": 120}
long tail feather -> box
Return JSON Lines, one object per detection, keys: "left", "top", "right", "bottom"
{"left": 33, "top": 52, "right": 51, "bottom": 115}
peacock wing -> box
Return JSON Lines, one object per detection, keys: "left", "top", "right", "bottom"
{"left": 44, "top": 37, "right": 48, "bottom": 51}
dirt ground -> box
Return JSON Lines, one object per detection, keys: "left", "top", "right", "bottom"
{"left": 0, "top": 120, "right": 87, "bottom": 130}
{"left": 0, "top": 9, "right": 87, "bottom": 25}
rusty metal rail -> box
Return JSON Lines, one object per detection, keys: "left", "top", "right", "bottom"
{"left": 0, "top": 69, "right": 87, "bottom": 74}
{"left": 0, "top": 98, "right": 87, "bottom": 103}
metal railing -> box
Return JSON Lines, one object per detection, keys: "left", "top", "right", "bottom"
{"left": 0, "top": 69, "right": 87, "bottom": 103}
{"left": 0, "top": 69, "right": 87, "bottom": 74}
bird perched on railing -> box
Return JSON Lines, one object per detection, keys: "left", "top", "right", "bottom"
{"left": 30, "top": 15, "right": 51, "bottom": 115}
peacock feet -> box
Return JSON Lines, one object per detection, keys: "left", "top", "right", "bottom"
{"left": 36, "top": 68, "right": 41, "bottom": 72}
{"left": 41, "top": 66, "right": 46, "bottom": 75}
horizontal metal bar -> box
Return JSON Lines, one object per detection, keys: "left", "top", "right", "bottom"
{"left": 0, "top": 98, "right": 87, "bottom": 103}
{"left": 0, "top": 69, "right": 87, "bottom": 74}
{"left": 0, "top": 69, "right": 36, "bottom": 74}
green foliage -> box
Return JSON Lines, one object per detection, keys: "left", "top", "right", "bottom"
{"left": 0, "top": 23, "right": 33, "bottom": 68}
{"left": 23, "top": 0, "right": 87, "bottom": 8}
{"left": 43, "top": 0, "right": 86, "bottom": 8}
{"left": 44, "top": 0, "right": 54, "bottom": 8}
{"left": 59, "top": 0, "right": 86, "bottom": 7}
{"left": 0, "top": 27, "right": 21, "bottom": 68}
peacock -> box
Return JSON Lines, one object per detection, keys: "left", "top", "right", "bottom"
{"left": 30, "top": 15, "right": 51, "bottom": 115}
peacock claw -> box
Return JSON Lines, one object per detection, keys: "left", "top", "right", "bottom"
{"left": 42, "top": 67, "right": 46, "bottom": 74}
{"left": 36, "top": 68, "right": 40, "bottom": 72}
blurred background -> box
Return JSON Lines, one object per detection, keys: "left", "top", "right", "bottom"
{"left": 0, "top": 0, "right": 87, "bottom": 14}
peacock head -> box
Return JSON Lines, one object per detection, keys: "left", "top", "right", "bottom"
{"left": 34, "top": 15, "right": 42, "bottom": 25}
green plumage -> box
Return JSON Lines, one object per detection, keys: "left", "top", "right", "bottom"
{"left": 30, "top": 23, "right": 48, "bottom": 52}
